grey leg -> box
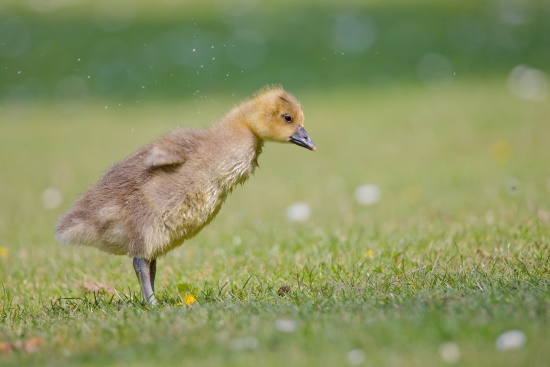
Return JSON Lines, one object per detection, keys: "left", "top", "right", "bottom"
{"left": 133, "top": 258, "right": 158, "bottom": 305}
{"left": 149, "top": 258, "right": 156, "bottom": 293}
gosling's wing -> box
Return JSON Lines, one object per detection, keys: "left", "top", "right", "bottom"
{"left": 144, "top": 139, "right": 187, "bottom": 168}
{"left": 143, "top": 127, "right": 206, "bottom": 169}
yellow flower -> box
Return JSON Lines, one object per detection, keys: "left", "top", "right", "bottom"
{"left": 0, "top": 247, "right": 9, "bottom": 259}
{"left": 177, "top": 293, "right": 198, "bottom": 307}
{"left": 184, "top": 293, "right": 198, "bottom": 306}
{"left": 491, "top": 140, "right": 512, "bottom": 165}
{"left": 364, "top": 249, "right": 374, "bottom": 258}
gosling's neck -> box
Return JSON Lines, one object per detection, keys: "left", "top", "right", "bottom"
{"left": 217, "top": 100, "right": 264, "bottom": 152}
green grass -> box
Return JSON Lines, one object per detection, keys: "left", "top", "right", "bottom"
{"left": 1, "top": 78, "right": 550, "bottom": 366}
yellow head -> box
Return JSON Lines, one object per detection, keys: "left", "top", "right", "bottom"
{"left": 243, "top": 85, "right": 316, "bottom": 151}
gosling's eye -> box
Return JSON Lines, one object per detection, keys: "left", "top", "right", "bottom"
{"left": 282, "top": 114, "right": 293, "bottom": 123}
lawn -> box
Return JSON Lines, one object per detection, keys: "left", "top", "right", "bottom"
{"left": 1, "top": 77, "right": 549, "bottom": 366}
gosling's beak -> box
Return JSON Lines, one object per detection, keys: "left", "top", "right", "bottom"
{"left": 290, "top": 126, "right": 316, "bottom": 151}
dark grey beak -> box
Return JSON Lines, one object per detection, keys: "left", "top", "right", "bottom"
{"left": 290, "top": 126, "right": 316, "bottom": 151}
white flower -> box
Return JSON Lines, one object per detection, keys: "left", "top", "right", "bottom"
{"left": 508, "top": 65, "right": 547, "bottom": 101}
{"left": 42, "top": 187, "right": 62, "bottom": 210}
{"left": 347, "top": 349, "right": 365, "bottom": 365}
{"left": 496, "top": 330, "right": 526, "bottom": 351}
{"left": 355, "top": 184, "right": 381, "bottom": 205}
{"left": 439, "top": 342, "right": 461, "bottom": 363}
{"left": 286, "top": 202, "right": 311, "bottom": 222}
{"left": 274, "top": 319, "right": 296, "bottom": 333}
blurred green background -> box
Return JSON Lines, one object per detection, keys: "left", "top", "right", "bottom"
{"left": 1, "top": 0, "right": 549, "bottom": 101}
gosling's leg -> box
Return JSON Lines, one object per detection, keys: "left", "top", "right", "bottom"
{"left": 149, "top": 258, "right": 156, "bottom": 293}
{"left": 133, "top": 257, "right": 158, "bottom": 305}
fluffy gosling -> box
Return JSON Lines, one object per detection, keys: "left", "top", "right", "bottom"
{"left": 55, "top": 85, "right": 316, "bottom": 305}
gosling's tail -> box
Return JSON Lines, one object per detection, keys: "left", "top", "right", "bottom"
{"left": 55, "top": 209, "right": 99, "bottom": 246}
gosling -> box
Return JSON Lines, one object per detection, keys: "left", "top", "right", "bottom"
{"left": 55, "top": 85, "right": 316, "bottom": 305}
